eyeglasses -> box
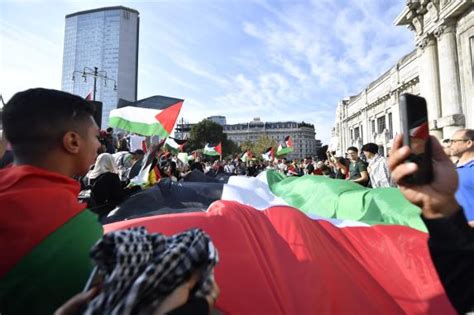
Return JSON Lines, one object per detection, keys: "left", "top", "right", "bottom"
{"left": 447, "top": 139, "right": 470, "bottom": 145}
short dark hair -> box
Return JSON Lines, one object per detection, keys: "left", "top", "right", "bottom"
{"left": 3, "top": 88, "right": 95, "bottom": 159}
{"left": 361, "top": 143, "right": 379, "bottom": 154}
{"left": 462, "top": 129, "right": 474, "bottom": 141}
{"left": 347, "top": 146, "right": 358, "bottom": 153}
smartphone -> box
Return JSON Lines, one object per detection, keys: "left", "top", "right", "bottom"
{"left": 399, "top": 93, "right": 433, "bottom": 185}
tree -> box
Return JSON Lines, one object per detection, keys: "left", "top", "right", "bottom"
{"left": 186, "top": 120, "right": 225, "bottom": 152}
{"left": 254, "top": 135, "right": 277, "bottom": 155}
{"left": 240, "top": 135, "right": 277, "bottom": 156}
{"left": 223, "top": 139, "right": 240, "bottom": 158}
{"left": 186, "top": 119, "right": 240, "bottom": 158}
{"left": 240, "top": 140, "right": 255, "bottom": 153}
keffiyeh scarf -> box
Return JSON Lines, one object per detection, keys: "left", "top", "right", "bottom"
{"left": 84, "top": 227, "right": 218, "bottom": 315}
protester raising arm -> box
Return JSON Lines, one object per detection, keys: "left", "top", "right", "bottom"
{"left": 388, "top": 134, "right": 474, "bottom": 314}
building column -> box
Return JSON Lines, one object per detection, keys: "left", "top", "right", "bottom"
{"left": 435, "top": 22, "right": 465, "bottom": 138}
{"left": 417, "top": 35, "right": 443, "bottom": 139}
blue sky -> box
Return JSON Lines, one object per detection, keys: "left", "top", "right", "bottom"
{"left": 0, "top": 0, "right": 414, "bottom": 143}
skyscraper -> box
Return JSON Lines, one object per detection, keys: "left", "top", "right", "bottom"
{"left": 61, "top": 6, "right": 139, "bottom": 128}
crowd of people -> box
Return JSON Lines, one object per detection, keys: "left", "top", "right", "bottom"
{"left": 0, "top": 88, "right": 473, "bottom": 314}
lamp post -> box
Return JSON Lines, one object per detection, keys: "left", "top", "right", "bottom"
{"left": 72, "top": 67, "right": 117, "bottom": 101}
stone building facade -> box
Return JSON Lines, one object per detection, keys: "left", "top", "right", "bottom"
{"left": 224, "top": 118, "right": 320, "bottom": 159}
{"left": 331, "top": 0, "right": 473, "bottom": 155}
{"left": 331, "top": 51, "right": 420, "bottom": 156}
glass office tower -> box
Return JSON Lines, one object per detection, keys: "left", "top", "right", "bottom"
{"left": 61, "top": 6, "right": 139, "bottom": 128}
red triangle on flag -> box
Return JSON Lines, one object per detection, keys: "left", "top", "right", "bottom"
{"left": 85, "top": 92, "right": 93, "bottom": 101}
{"left": 154, "top": 101, "right": 184, "bottom": 135}
{"left": 215, "top": 143, "right": 222, "bottom": 155}
{"left": 286, "top": 136, "right": 293, "bottom": 148}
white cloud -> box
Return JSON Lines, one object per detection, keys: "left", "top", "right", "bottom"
{"left": 226, "top": 0, "right": 413, "bottom": 142}
{"left": 170, "top": 54, "right": 229, "bottom": 87}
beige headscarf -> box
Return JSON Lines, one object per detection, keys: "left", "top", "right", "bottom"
{"left": 88, "top": 153, "right": 118, "bottom": 179}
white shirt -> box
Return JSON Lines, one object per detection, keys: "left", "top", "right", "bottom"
{"left": 368, "top": 154, "right": 394, "bottom": 188}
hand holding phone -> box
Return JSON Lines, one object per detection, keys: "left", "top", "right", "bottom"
{"left": 399, "top": 93, "right": 433, "bottom": 185}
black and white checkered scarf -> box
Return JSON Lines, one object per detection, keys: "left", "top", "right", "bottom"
{"left": 84, "top": 227, "right": 218, "bottom": 315}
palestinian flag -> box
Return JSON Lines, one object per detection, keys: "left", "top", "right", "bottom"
{"left": 85, "top": 91, "right": 93, "bottom": 101}
{"left": 277, "top": 136, "right": 293, "bottom": 156}
{"left": 241, "top": 150, "right": 253, "bottom": 162}
{"left": 164, "top": 137, "right": 187, "bottom": 153}
{"left": 0, "top": 165, "right": 103, "bottom": 314}
{"left": 109, "top": 96, "right": 183, "bottom": 137}
{"left": 177, "top": 152, "right": 189, "bottom": 165}
{"left": 261, "top": 146, "right": 275, "bottom": 161}
{"left": 203, "top": 143, "right": 222, "bottom": 156}
{"left": 104, "top": 170, "right": 454, "bottom": 314}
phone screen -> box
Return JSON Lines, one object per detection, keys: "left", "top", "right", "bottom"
{"left": 400, "top": 93, "right": 433, "bottom": 184}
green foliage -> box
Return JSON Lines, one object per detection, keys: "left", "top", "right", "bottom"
{"left": 186, "top": 120, "right": 225, "bottom": 152}
{"left": 240, "top": 135, "right": 277, "bottom": 155}
{"left": 254, "top": 135, "right": 277, "bottom": 155}
{"left": 186, "top": 119, "right": 240, "bottom": 157}
{"left": 223, "top": 139, "right": 240, "bottom": 158}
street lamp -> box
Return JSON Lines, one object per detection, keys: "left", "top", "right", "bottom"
{"left": 72, "top": 66, "right": 117, "bottom": 101}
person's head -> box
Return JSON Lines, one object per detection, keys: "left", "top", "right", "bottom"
{"left": 88, "top": 153, "right": 118, "bottom": 179}
{"left": 3, "top": 88, "right": 100, "bottom": 176}
{"left": 361, "top": 143, "right": 379, "bottom": 160}
{"left": 164, "top": 160, "right": 177, "bottom": 176}
{"left": 336, "top": 156, "right": 347, "bottom": 167}
{"left": 118, "top": 138, "right": 129, "bottom": 151}
{"left": 346, "top": 146, "right": 359, "bottom": 161}
{"left": 320, "top": 164, "right": 331, "bottom": 176}
{"left": 448, "top": 129, "right": 474, "bottom": 159}
{"left": 131, "top": 149, "right": 145, "bottom": 161}
{"left": 106, "top": 127, "right": 114, "bottom": 135}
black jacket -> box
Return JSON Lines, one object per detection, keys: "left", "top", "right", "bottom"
{"left": 422, "top": 209, "right": 474, "bottom": 314}
{"left": 90, "top": 172, "right": 125, "bottom": 217}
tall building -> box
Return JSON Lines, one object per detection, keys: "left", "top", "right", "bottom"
{"left": 331, "top": 0, "right": 473, "bottom": 155}
{"left": 224, "top": 118, "right": 319, "bottom": 159}
{"left": 61, "top": 6, "right": 139, "bottom": 128}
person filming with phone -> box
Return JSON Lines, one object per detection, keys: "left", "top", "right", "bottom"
{"left": 389, "top": 94, "right": 473, "bottom": 314}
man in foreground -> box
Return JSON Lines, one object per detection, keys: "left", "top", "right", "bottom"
{"left": 0, "top": 88, "right": 103, "bottom": 314}
{"left": 388, "top": 134, "right": 473, "bottom": 313}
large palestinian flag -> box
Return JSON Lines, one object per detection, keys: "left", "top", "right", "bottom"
{"left": 0, "top": 166, "right": 103, "bottom": 314}
{"left": 103, "top": 171, "right": 454, "bottom": 314}
{"left": 109, "top": 96, "right": 183, "bottom": 137}
{"left": 277, "top": 136, "right": 293, "bottom": 156}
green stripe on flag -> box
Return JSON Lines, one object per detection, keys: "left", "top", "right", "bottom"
{"left": 0, "top": 210, "right": 102, "bottom": 315}
{"left": 276, "top": 146, "right": 293, "bottom": 156}
{"left": 109, "top": 116, "right": 169, "bottom": 137}
{"left": 266, "top": 170, "right": 426, "bottom": 232}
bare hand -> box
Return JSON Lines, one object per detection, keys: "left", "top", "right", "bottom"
{"left": 388, "top": 135, "right": 460, "bottom": 219}
{"left": 54, "top": 288, "right": 98, "bottom": 315}
{"left": 204, "top": 277, "right": 220, "bottom": 309}
{"left": 154, "top": 273, "right": 220, "bottom": 315}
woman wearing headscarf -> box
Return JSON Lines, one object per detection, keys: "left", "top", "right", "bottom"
{"left": 87, "top": 153, "right": 126, "bottom": 221}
